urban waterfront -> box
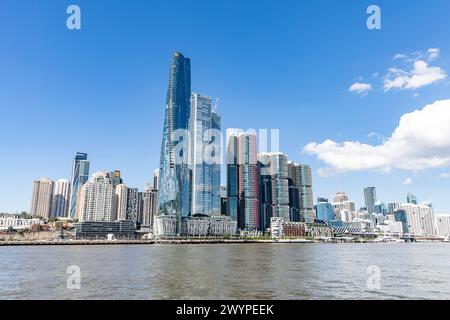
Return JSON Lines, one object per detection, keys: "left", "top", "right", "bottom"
{"left": 1, "top": 243, "right": 450, "bottom": 300}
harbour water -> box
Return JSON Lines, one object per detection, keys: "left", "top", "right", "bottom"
{"left": 1, "top": 243, "right": 450, "bottom": 300}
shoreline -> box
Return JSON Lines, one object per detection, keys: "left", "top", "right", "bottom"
{"left": 1, "top": 238, "right": 445, "bottom": 246}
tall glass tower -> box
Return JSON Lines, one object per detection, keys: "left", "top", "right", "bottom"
{"left": 364, "top": 187, "right": 377, "bottom": 214}
{"left": 190, "top": 93, "right": 221, "bottom": 216}
{"left": 68, "top": 152, "right": 89, "bottom": 219}
{"left": 157, "top": 52, "right": 192, "bottom": 230}
{"left": 226, "top": 129, "right": 240, "bottom": 222}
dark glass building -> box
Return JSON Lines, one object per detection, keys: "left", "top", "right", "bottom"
{"left": 68, "top": 152, "right": 89, "bottom": 219}
{"left": 157, "top": 52, "right": 192, "bottom": 233}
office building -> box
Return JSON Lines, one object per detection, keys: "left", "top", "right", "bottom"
{"left": 394, "top": 209, "right": 409, "bottom": 234}
{"left": 68, "top": 152, "right": 90, "bottom": 219}
{"left": 407, "top": 193, "right": 418, "bottom": 205}
{"left": 287, "top": 162, "right": 314, "bottom": 222}
{"left": 258, "top": 152, "right": 290, "bottom": 230}
{"left": 126, "top": 188, "right": 141, "bottom": 223}
{"left": 435, "top": 214, "right": 450, "bottom": 237}
{"left": 78, "top": 171, "right": 116, "bottom": 222}
{"left": 115, "top": 184, "right": 128, "bottom": 221}
{"left": 74, "top": 220, "right": 136, "bottom": 239}
{"left": 388, "top": 202, "right": 400, "bottom": 215}
{"left": 238, "top": 132, "right": 259, "bottom": 230}
{"left": 30, "top": 178, "right": 54, "bottom": 219}
{"left": 190, "top": 93, "right": 221, "bottom": 216}
{"left": 315, "top": 197, "right": 335, "bottom": 222}
{"left": 142, "top": 182, "right": 158, "bottom": 227}
{"left": 156, "top": 52, "right": 192, "bottom": 235}
{"left": 333, "top": 192, "right": 348, "bottom": 203}
{"left": 400, "top": 203, "right": 435, "bottom": 236}
{"left": 226, "top": 129, "right": 240, "bottom": 222}
{"left": 364, "top": 187, "right": 377, "bottom": 214}
{"left": 51, "top": 179, "right": 69, "bottom": 217}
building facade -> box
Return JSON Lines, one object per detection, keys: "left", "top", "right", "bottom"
{"left": 226, "top": 129, "right": 240, "bottom": 222}
{"left": 30, "top": 178, "right": 54, "bottom": 219}
{"left": 78, "top": 172, "right": 116, "bottom": 222}
{"left": 51, "top": 179, "right": 70, "bottom": 217}
{"left": 364, "top": 187, "right": 377, "bottom": 214}
{"left": 68, "top": 152, "right": 90, "bottom": 219}
{"left": 115, "top": 184, "right": 128, "bottom": 221}
{"left": 190, "top": 93, "right": 221, "bottom": 216}
{"left": 400, "top": 203, "right": 435, "bottom": 236}
{"left": 238, "top": 132, "right": 259, "bottom": 231}
{"left": 156, "top": 52, "right": 192, "bottom": 234}
{"left": 435, "top": 214, "right": 450, "bottom": 237}
{"left": 287, "top": 162, "right": 314, "bottom": 223}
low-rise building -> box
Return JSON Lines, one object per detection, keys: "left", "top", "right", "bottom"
{"left": 0, "top": 216, "right": 42, "bottom": 231}
{"left": 153, "top": 215, "right": 237, "bottom": 238}
{"left": 74, "top": 220, "right": 136, "bottom": 239}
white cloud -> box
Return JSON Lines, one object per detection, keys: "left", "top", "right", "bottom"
{"left": 403, "top": 177, "right": 413, "bottom": 185}
{"left": 394, "top": 53, "right": 408, "bottom": 60}
{"left": 384, "top": 60, "right": 446, "bottom": 91}
{"left": 349, "top": 82, "right": 372, "bottom": 95}
{"left": 440, "top": 173, "right": 450, "bottom": 178}
{"left": 428, "top": 48, "right": 440, "bottom": 61}
{"left": 303, "top": 99, "right": 450, "bottom": 175}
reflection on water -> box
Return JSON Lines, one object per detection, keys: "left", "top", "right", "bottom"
{"left": 1, "top": 243, "right": 450, "bottom": 299}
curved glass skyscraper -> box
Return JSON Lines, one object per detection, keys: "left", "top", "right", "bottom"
{"left": 157, "top": 52, "right": 192, "bottom": 230}
{"left": 68, "top": 152, "right": 89, "bottom": 219}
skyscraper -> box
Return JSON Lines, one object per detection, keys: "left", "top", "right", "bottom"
{"left": 115, "top": 184, "right": 128, "bottom": 221}
{"left": 126, "top": 188, "right": 140, "bottom": 223}
{"left": 68, "top": 152, "right": 90, "bottom": 219}
{"left": 110, "top": 170, "right": 123, "bottom": 187}
{"left": 258, "top": 152, "right": 290, "bottom": 230}
{"left": 156, "top": 52, "right": 192, "bottom": 233}
{"left": 315, "top": 197, "right": 335, "bottom": 222}
{"left": 287, "top": 162, "right": 314, "bottom": 222}
{"left": 51, "top": 179, "right": 69, "bottom": 217}
{"left": 226, "top": 129, "right": 240, "bottom": 222}
{"left": 400, "top": 203, "right": 435, "bottom": 236}
{"left": 31, "top": 178, "right": 54, "bottom": 219}
{"left": 407, "top": 193, "right": 418, "bottom": 205}
{"left": 190, "top": 93, "right": 221, "bottom": 216}
{"left": 142, "top": 183, "right": 157, "bottom": 227}
{"left": 78, "top": 171, "right": 115, "bottom": 222}
{"left": 333, "top": 192, "right": 349, "bottom": 203}
{"left": 238, "top": 132, "right": 259, "bottom": 231}
{"left": 364, "top": 187, "right": 377, "bottom": 214}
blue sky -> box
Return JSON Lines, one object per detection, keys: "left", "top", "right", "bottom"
{"left": 1, "top": 0, "right": 450, "bottom": 213}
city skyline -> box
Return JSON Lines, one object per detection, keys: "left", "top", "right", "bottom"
{"left": 2, "top": 0, "right": 450, "bottom": 213}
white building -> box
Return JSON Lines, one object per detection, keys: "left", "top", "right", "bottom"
{"left": 400, "top": 203, "right": 435, "bottom": 236}
{"left": 0, "top": 216, "right": 42, "bottom": 230}
{"left": 78, "top": 172, "right": 116, "bottom": 222}
{"left": 115, "top": 184, "right": 128, "bottom": 221}
{"left": 51, "top": 179, "right": 70, "bottom": 217}
{"left": 435, "top": 214, "right": 450, "bottom": 237}
{"left": 377, "top": 220, "right": 404, "bottom": 234}
{"left": 30, "top": 178, "right": 54, "bottom": 219}
{"left": 270, "top": 217, "right": 284, "bottom": 239}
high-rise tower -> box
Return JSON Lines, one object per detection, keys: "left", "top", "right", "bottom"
{"left": 156, "top": 52, "right": 192, "bottom": 233}
{"left": 68, "top": 152, "right": 90, "bottom": 219}
{"left": 51, "top": 179, "right": 70, "bottom": 217}
{"left": 31, "top": 178, "right": 54, "bottom": 219}
{"left": 238, "top": 132, "right": 259, "bottom": 231}
{"left": 364, "top": 187, "right": 377, "bottom": 214}
{"left": 190, "top": 93, "right": 221, "bottom": 216}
